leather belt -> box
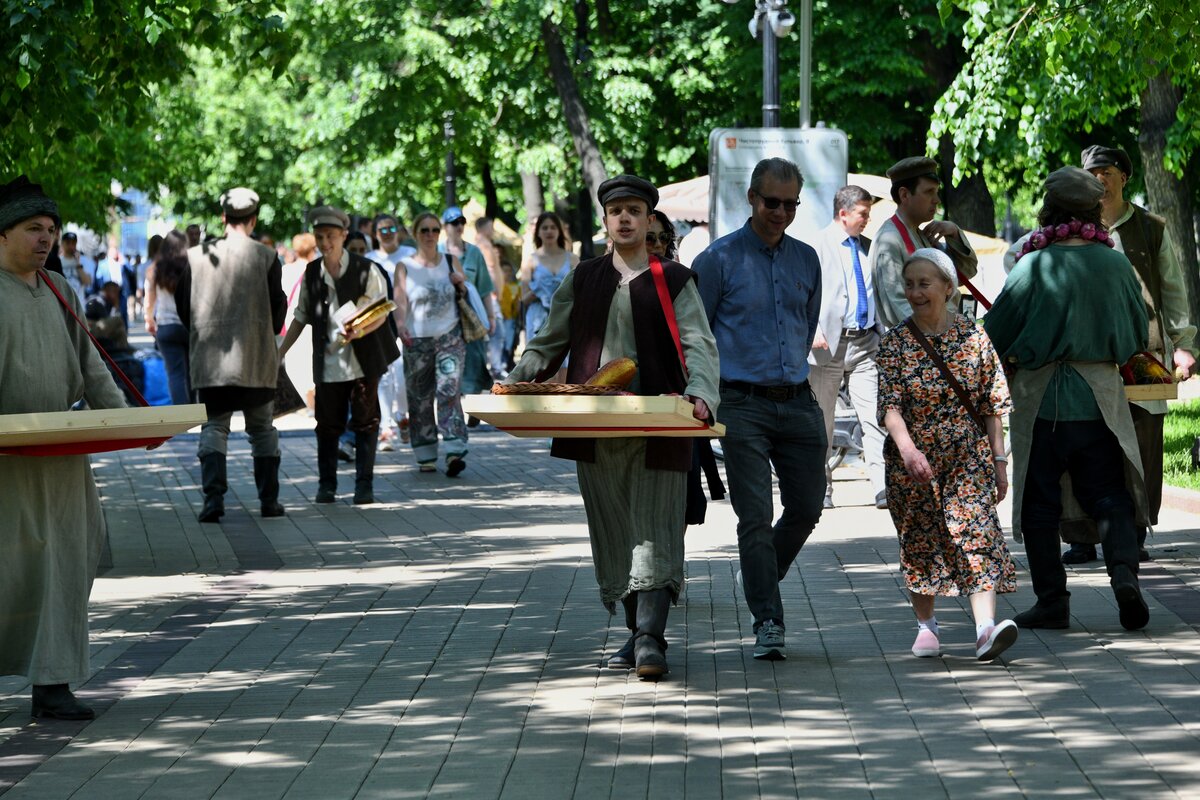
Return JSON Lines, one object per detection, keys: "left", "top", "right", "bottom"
{"left": 842, "top": 327, "right": 874, "bottom": 338}
{"left": 720, "top": 379, "right": 809, "bottom": 402}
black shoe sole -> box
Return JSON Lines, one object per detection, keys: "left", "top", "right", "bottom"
{"left": 198, "top": 508, "right": 224, "bottom": 523}
{"left": 31, "top": 705, "right": 95, "bottom": 721}
{"left": 446, "top": 458, "right": 466, "bottom": 478}
{"left": 353, "top": 495, "right": 376, "bottom": 505}
{"left": 753, "top": 648, "right": 787, "bottom": 660}
{"left": 261, "top": 504, "right": 285, "bottom": 518}
{"left": 315, "top": 492, "right": 336, "bottom": 504}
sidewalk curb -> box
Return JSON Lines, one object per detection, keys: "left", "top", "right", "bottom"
{"left": 1162, "top": 484, "right": 1200, "bottom": 515}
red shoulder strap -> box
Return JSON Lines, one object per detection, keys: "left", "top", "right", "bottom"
{"left": 648, "top": 256, "right": 686, "bottom": 376}
{"left": 39, "top": 270, "right": 149, "bottom": 407}
{"left": 890, "top": 215, "right": 991, "bottom": 311}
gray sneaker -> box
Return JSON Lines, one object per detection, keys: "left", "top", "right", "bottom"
{"left": 753, "top": 620, "right": 786, "bottom": 660}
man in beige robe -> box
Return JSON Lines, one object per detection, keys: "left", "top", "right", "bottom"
{"left": 0, "top": 177, "right": 127, "bottom": 720}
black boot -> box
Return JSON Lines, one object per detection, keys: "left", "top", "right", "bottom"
{"left": 353, "top": 431, "right": 378, "bottom": 504}
{"left": 254, "top": 456, "right": 285, "bottom": 517}
{"left": 198, "top": 452, "right": 227, "bottom": 523}
{"left": 316, "top": 435, "right": 339, "bottom": 503}
{"left": 1097, "top": 502, "right": 1149, "bottom": 630}
{"left": 606, "top": 593, "right": 638, "bottom": 670}
{"left": 1061, "top": 543, "right": 1098, "bottom": 564}
{"left": 1135, "top": 525, "right": 1151, "bottom": 562}
{"left": 31, "top": 684, "right": 94, "bottom": 720}
{"left": 633, "top": 589, "right": 671, "bottom": 680}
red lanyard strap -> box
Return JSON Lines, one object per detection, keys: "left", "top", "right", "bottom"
{"left": 39, "top": 269, "right": 149, "bottom": 407}
{"left": 890, "top": 214, "right": 991, "bottom": 311}
{"left": 648, "top": 255, "right": 687, "bottom": 376}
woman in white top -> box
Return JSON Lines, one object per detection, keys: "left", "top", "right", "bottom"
{"left": 394, "top": 212, "right": 470, "bottom": 476}
{"left": 144, "top": 230, "right": 192, "bottom": 404}
{"left": 520, "top": 212, "right": 578, "bottom": 342}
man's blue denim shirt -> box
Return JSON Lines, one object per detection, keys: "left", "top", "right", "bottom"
{"left": 692, "top": 220, "right": 822, "bottom": 386}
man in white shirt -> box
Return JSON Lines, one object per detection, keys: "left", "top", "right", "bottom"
{"left": 809, "top": 185, "right": 888, "bottom": 510}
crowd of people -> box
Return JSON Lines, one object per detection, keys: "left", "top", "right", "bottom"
{"left": 1, "top": 139, "right": 1190, "bottom": 716}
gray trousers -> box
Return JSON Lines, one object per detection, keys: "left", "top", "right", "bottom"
{"left": 808, "top": 331, "right": 886, "bottom": 497}
{"left": 198, "top": 400, "right": 279, "bottom": 458}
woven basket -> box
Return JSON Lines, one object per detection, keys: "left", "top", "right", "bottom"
{"left": 491, "top": 382, "right": 623, "bottom": 396}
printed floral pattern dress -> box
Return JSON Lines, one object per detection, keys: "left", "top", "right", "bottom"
{"left": 876, "top": 314, "right": 1017, "bottom": 596}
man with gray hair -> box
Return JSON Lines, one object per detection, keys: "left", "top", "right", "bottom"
{"left": 177, "top": 187, "right": 288, "bottom": 523}
{"left": 809, "top": 185, "right": 887, "bottom": 510}
{"left": 694, "top": 157, "right": 826, "bottom": 661}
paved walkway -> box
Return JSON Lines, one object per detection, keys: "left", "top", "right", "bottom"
{"left": 1, "top": 422, "right": 1199, "bottom": 799}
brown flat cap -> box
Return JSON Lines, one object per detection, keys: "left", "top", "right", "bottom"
{"left": 219, "top": 187, "right": 260, "bottom": 217}
{"left": 1081, "top": 145, "right": 1133, "bottom": 178}
{"left": 597, "top": 174, "right": 659, "bottom": 209}
{"left": 1043, "top": 167, "right": 1104, "bottom": 213}
{"left": 307, "top": 205, "right": 350, "bottom": 229}
{"left": 886, "top": 156, "right": 940, "bottom": 184}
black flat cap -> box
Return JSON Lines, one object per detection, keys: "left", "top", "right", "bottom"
{"left": 597, "top": 175, "right": 658, "bottom": 209}
{"left": 1081, "top": 145, "right": 1132, "bottom": 178}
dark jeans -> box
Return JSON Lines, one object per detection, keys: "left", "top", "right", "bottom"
{"left": 1129, "top": 404, "right": 1164, "bottom": 526}
{"left": 719, "top": 382, "right": 827, "bottom": 631}
{"left": 1022, "top": 418, "right": 1140, "bottom": 606}
{"left": 315, "top": 377, "right": 382, "bottom": 440}
{"left": 155, "top": 323, "right": 192, "bottom": 405}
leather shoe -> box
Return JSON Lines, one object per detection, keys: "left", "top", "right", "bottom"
{"left": 606, "top": 635, "right": 635, "bottom": 670}
{"left": 1138, "top": 548, "right": 1151, "bottom": 563}
{"left": 198, "top": 496, "right": 224, "bottom": 523}
{"left": 1061, "top": 544, "right": 1097, "bottom": 565}
{"left": 1013, "top": 601, "right": 1070, "bottom": 629}
{"left": 31, "top": 684, "right": 94, "bottom": 721}
{"left": 1111, "top": 564, "right": 1149, "bottom": 631}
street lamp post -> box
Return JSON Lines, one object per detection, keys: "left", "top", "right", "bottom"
{"left": 728, "top": 0, "right": 796, "bottom": 128}
{"left": 443, "top": 111, "right": 457, "bottom": 209}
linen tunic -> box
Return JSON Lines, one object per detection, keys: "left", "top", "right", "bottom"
{"left": 876, "top": 315, "right": 1016, "bottom": 596}
{"left": 0, "top": 269, "right": 126, "bottom": 684}
{"left": 506, "top": 265, "right": 720, "bottom": 608}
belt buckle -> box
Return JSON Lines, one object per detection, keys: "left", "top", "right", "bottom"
{"left": 764, "top": 385, "right": 791, "bottom": 402}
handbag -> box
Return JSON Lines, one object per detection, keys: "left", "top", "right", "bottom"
{"left": 648, "top": 256, "right": 726, "bottom": 525}
{"left": 904, "top": 318, "right": 986, "bottom": 434}
{"left": 448, "top": 255, "right": 488, "bottom": 343}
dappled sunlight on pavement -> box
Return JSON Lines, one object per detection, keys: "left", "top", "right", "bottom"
{"left": 0, "top": 427, "right": 1198, "bottom": 798}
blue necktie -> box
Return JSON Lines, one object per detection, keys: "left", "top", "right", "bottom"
{"left": 848, "top": 237, "right": 869, "bottom": 329}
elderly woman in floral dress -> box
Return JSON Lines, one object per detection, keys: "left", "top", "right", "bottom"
{"left": 876, "top": 247, "right": 1018, "bottom": 661}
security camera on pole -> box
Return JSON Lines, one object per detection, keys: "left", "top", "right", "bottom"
{"left": 723, "top": 0, "right": 797, "bottom": 127}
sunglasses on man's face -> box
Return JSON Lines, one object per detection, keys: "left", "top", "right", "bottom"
{"left": 646, "top": 233, "right": 673, "bottom": 245}
{"left": 754, "top": 191, "right": 800, "bottom": 211}
{"left": 378, "top": 226, "right": 398, "bottom": 235}
{"left": 418, "top": 227, "right": 441, "bottom": 235}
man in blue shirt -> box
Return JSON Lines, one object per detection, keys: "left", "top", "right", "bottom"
{"left": 693, "top": 157, "right": 825, "bottom": 661}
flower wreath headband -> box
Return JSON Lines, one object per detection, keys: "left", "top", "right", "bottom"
{"left": 1015, "top": 220, "right": 1114, "bottom": 263}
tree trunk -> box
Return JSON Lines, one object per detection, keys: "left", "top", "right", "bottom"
{"left": 520, "top": 171, "right": 544, "bottom": 227}
{"left": 1139, "top": 71, "right": 1200, "bottom": 326}
{"left": 938, "top": 136, "right": 996, "bottom": 237}
{"left": 541, "top": 15, "right": 607, "bottom": 214}
{"left": 481, "top": 161, "right": 500, "bottom": 220}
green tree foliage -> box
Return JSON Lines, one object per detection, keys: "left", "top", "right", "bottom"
{"left": 0, "top": 0, "right": 289, "bottom": 229}
{"left": 930, "top": 0, "right": 1198, "bottom": 184}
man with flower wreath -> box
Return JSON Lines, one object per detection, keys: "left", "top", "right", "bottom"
{"left": 1054, "top": 145, "right": 1197, "bottom": 565}
{"left": 985, "top": 167, "right": 1150, "bottom": 633}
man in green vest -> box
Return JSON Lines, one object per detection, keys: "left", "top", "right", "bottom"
{"left": 1061, "top": 146, "right": 1197, "bottom": 565}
